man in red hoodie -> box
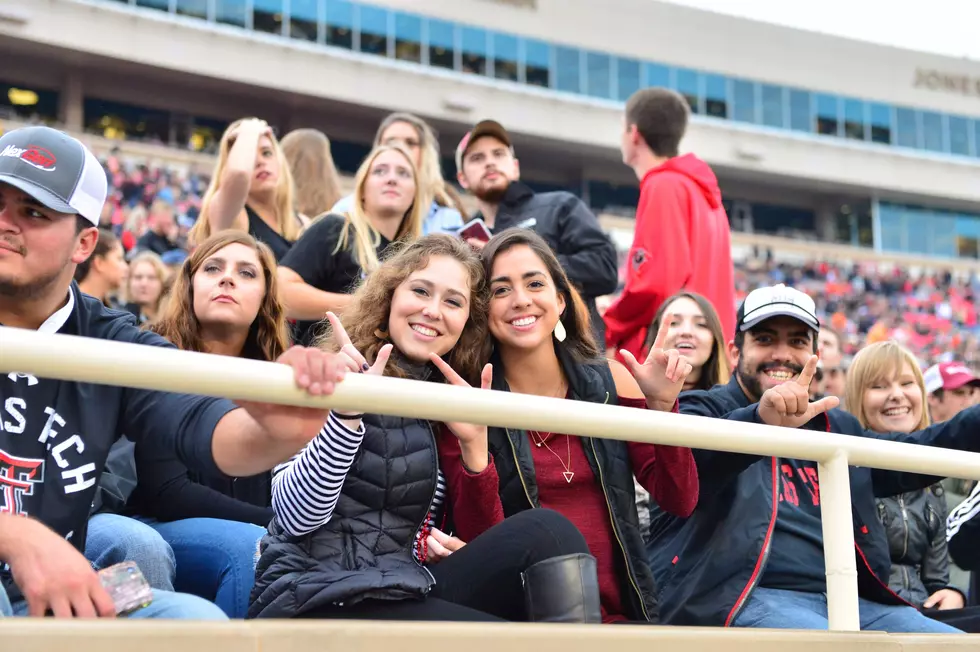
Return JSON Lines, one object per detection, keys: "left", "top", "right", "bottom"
{"left": 604, "top": 88, "right": 735, "bottom": 363}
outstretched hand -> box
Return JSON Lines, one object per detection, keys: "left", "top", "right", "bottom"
{"left": 757, "top": 355, "right": 840, "bottom": 428}
{"left": 619, "top": 314, "right": 693, "bottom": 411}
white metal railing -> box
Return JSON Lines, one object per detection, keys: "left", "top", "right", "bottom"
{"left": 4, "top": 327, "right": 980, "bottom": 631}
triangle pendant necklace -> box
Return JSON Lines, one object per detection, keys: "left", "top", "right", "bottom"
{"left": 562, "top": 471, "right": 575, "bottom": 483}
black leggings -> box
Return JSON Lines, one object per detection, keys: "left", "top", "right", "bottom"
{"left": 301, "top": 508, "right": 590, "bottom": 622}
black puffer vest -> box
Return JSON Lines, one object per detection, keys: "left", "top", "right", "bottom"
{"left": 247, "top": 410, "right": 440, "bottom": 618}
{"left": 487, "top": 347, "right": 659, "bottom": 622}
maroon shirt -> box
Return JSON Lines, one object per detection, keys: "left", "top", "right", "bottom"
{"left": 439, "top": 396, "right": 698, "bottom": 623}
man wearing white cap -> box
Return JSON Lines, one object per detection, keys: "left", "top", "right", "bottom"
{"left": 0, "top": 126, "right": 347, "bottom": 619}
{"left": 646, "top": 283, "right": 980, "bottom": 633}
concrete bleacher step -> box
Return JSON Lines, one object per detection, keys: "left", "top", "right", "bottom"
{"left": 1, "top": 620, "right": 974, "bottom": 652}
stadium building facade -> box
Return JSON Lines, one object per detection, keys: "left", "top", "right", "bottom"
{"left": 2, "top": 0, "right": 980, "bottom": 261}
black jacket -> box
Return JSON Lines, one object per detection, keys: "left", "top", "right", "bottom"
{"left": 648, "top": 376, "right": 980, "bottom": 627}
{"left": 481, "top": 182, "right": 618, "bottom": 344}
{"left": 876, "top": 485, "right": 958, "bottom": 607}
{"left": 947, "top": 482, "right": 980, "bottom": 605}
{"left": 486, "top": 347, "right": 657, "bottom": 622}
{"left": 248, "top": 413, "right": 440, "bottom": 618}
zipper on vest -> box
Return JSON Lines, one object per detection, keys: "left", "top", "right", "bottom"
{"left": 412, "top": 422, "right": 440, "bottom": 593}
{"left": 589, "top": 438, "right": 650, "bottom": 621}
{"left": 504, "top": 427, "right": 535, "bottom": 507}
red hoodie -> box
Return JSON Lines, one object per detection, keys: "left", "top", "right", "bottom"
{"left": 603, "top": 154, "right": 735, "bottom": 359}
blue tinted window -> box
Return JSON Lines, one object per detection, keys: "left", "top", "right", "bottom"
{"left": 555, "top": 47, "right": 581, "bottom": 94}
{"left": 428, "top": 19, "right": 455, "bottom": 70}
{"left": 732, "top": 79, "right": 756, "bottom": 123}
{"left": 215, "top": 0, "right": 247, "bottom": 27}
{"left": 393, "top": 13, "right": 421, "bottom": 62}
{"left": 524, "top": 39, "right": 550, "bottom": 88}
{"left": 906, "top": 210, "right": 932, "bottom": 255}
{"left": 586, "top": 52, "right": 612, "bottom": 99}
{"left": 843, "top": 99, "right": 865, "bottom": 140}
{"left": 949, "top": 116, "right": 971, "bottom": 156}
{"left": 932, "top": 211, "right": 958, "bottom": 258}
{"left": 358, "top": 5, "right": 388, "bottom": 56}
{"left": 896, "top": 108, "right": 919, "bottom": 148}
{"left": 644, "top": 63, "right": 671, "bottom": 88}
{"left": 922, "top": 111, "right": 945, "bottom": 152}
{"left": 676, "top": 68, "right": 700, "bottom": 113}
{"left": 461, "top": 27, "right": 488, "bottom": 75}
{"left": 253, "top": 0, "right": 284, "bottom": 36}
{"left": 493, "top": 32, "right": 519, "bottom": 81}
{"left": 761, "top": 85, "right": 784, "bottom": 128}
{"left": 175, "top": 1, "right": 207, "bottom": 19}
{"left": 788, "top": 89, "right": 810, "bottom": 132}
{"left": 869, "top": 103, "right": 892, "bottom": 144}
{"left": 616, "top": 58, "right": 641, "bottom": 101}
{"left": 974, "top": 120, "right": 980, "bottom": 158}
{"left": 705, "top": 74, "right": 728, "bottom": 118}
{"left": 325, "top": 0, "right": 353, "bottom": 48}
{"left": 815, "top": 94, "right": 839, "bottom": 136}
{"left": 878, "top": 203, "right": 906, "bottom": 252}
{"left": 136, "top": 0, "right": 169, "bottom": 10}
{"left": 289, "top": 0, "right": 319, "bottom": 42}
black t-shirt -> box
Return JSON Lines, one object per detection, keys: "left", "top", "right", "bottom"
{"left": 279, "top": 213, "right": 392, "bottom": 346}
{"left": 135, "top": 230, "right": 177, "bottom": 256}
{"left": 0, "top": 284, "right": 237, "bottom": 601}
{"left": 760, "top": 458, "right": 827, "bottom": 593}
{"left": 247, "top": 205, "right": 294, "bottom": 263}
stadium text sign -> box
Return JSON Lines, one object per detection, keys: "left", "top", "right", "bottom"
{"left": 914, "top": 69, "right": 980, "bottom": 99}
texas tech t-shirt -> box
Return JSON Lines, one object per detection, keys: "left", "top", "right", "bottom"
{"left": 0, "top": 284, "right": 237, "bottom": 602}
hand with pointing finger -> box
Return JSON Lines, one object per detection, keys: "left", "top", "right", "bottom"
{"left": 325, "top": 311, "right": 392, "bottom": 418}
{"left": 619, "top": 314, "right": 693, "bottom": 411}
{"left": 758, "top": 355, "right": 840, "bottom": 428}
{"left": 430, "top": 353, "right": 493, "bottom": 473}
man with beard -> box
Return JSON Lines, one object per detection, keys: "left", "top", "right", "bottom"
{"left": 0, "top": 126, "right": 347, "bottom": 619}
{"left": 645, "top": 283, "right": 980, "bottom": 632}
{"left": 455, "top": 120, "right": 618, "bottom": 343}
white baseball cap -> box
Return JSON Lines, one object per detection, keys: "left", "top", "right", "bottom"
{"left": 737, "top": 284, "right": 819, "bottom": 332}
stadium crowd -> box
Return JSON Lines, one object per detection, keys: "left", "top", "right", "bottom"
{"left": 1, "top": 86, "right": 980, "bottom": 634}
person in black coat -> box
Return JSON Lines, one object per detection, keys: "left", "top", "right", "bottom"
{"left": 454, "top": 120, "right": 618, "bottom": 344}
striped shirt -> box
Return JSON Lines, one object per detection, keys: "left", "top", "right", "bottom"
{"left": 271, "top": 411, "right": 447, "bottom": 563}
{"left": 947, "top": 480, "right": 980, "bottom": 540}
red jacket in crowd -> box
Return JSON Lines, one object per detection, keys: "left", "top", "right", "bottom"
{"left": 604, "top": 154, "right": 735, "bottom": 360}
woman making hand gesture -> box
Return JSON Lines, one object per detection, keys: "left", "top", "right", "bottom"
{"left": 435, "top": 229, "right": 699, "bottom": 624}
{"left": 249, "top": 234, "right": 601, "bottom": 623}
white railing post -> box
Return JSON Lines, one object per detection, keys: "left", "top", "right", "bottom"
{"left": 818, "top": 451, "right": 860, "bottom": 631}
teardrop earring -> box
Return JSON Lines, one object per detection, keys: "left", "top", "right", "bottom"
{"left": 554, "top": 319, "right": 567, "bottom": 343}
{"left": 374, "top": 323, "right": 389, "bottom": 340}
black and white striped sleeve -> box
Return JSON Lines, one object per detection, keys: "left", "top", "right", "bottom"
{"left": 271, "top": 412, "right": 365, "bottom": 537}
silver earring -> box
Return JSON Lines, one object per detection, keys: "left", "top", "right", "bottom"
{"left": 554, "top": 319, "right": 567, "bottom": 343}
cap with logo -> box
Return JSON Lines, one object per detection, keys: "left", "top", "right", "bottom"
{"left": 923, "top": 361, "right": 980, "bottom": 395}
{"left": 455, "top": 120, "right": 512, "bottom": 173}
{"left": 736, "top": 283, "right": 819, "bottom": 332}
{"left": 0, "top": 126, "right": 107, "bottom": 226}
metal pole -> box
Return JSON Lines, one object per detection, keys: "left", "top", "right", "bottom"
{"left": 819, "top": 451, "right": 860, "bottom": 631}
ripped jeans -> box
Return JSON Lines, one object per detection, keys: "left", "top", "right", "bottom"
{"left": 136, "top": 517, "right": 265, "bottom": 619}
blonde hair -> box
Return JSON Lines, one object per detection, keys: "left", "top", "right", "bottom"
{"left": 126, "top": 250, "right": 168, "bottom": 315}
{"left": 336, "top": 144, "right": 424, "bottom": 274}
{"left": 845, "top": 341, "right": 930, "bottom": 432}
{"left": 280, "top": 128, "right": 343, "bottom": 219}
{"left": 191, "top": 118, "right": 299, "bottom": 245}
{"left": 375, "top": 113, "right": 467, "bottom": 218}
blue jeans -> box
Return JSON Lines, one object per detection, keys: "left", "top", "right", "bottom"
{"left": 0, "top": 584, "right": 226, "bottom": 620}
{"left": 733, "top": 586, "right": 962, "bottom": 633}
{"left": 84, "top": 513, "right": 176, "bottom": 591}
{"left": 139, "top": 517, "right": 265, "bottom": 619}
